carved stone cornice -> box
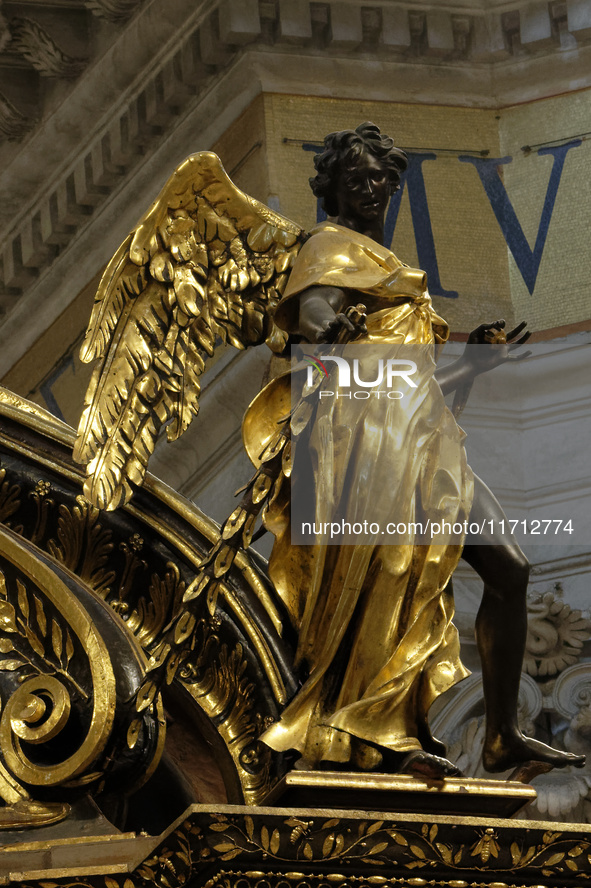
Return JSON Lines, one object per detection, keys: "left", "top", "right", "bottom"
{"left": 1, "top": 0, "right": 591, "bottom": 374}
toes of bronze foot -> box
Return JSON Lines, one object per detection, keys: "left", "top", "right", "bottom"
{"left": 399, "top": 750, "right": 462, "bottom": 780}
{"left": 510, "top": 753, "right": 585, "bottom": 783}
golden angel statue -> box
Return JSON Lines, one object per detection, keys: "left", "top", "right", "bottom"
{"left": 74, "top": 122, "right": 584, "bottom": 780}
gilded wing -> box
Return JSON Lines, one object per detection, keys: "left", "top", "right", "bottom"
{"left": 73, "top": 152, "right": 304, "bottom": 511}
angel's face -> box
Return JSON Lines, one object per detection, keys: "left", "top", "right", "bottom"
{"left": 336, "top": 149, "right": 390, "bottom": 228}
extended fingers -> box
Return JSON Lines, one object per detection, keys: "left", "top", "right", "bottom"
{"left": 468, "top": 319, "right": 506, "bottom": 343}
{"left": 508, "top": 330, "right": 532, "bottom": 350}
{"left": 506, "top": 320, "right": 527, "bottom": 339}
{"left": 479, "top": 318, "right": 506, "bottom": 333}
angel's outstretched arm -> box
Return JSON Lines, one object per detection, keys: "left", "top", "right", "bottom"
{"left": 436, "top": 320, "right": 532, "bottom": 396}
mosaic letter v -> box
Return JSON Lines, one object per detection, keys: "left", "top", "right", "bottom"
{"left": 459, "top": 141, "right": 581, "bottom": 295}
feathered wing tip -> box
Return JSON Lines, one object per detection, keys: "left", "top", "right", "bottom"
{"left": 74, "top": 151, "right": 305, "bottom": 511}
{"left": 79, "top": 235, "right": 144, "bottom": 365}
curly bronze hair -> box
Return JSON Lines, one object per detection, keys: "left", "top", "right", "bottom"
{"left": 310, "top": 122, "right": 408, "bottom": 217}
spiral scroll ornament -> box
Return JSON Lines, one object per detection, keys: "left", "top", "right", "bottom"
{"left": 0, "top": 528, "right": 116, "bottom": 792}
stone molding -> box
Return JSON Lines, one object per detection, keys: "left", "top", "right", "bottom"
{"left": 1, "top": 0, "right": 591, "bottom": 373}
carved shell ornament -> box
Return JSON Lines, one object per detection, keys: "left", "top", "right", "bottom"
{"left": 524, "top": 589, "right": 591, "bottom": 677}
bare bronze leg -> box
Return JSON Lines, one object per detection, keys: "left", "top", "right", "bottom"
{"left": 463, "top": 476, "right": 585, "bottom": 772}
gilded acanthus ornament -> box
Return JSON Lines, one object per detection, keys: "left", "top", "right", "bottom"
{"left": 0, "top": 520, "right": 165, "bottom": 825}
{"left": 0, "top": 393, "right": 296, "bottom": 811}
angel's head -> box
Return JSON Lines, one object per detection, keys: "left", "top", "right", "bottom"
{"left": 310, "top": 122, "right": 408, "bottom": 222}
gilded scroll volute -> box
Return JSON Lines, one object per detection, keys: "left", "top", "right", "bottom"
{"left": 0, "top": 523, "right": 165, "bottom": 814}
{"left": 0, "top": 391, "right": 298, "bottom": 813}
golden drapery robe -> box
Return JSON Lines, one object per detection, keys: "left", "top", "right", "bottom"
{"left": 243, "top": 223, "right": 473, "bottom": 767}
